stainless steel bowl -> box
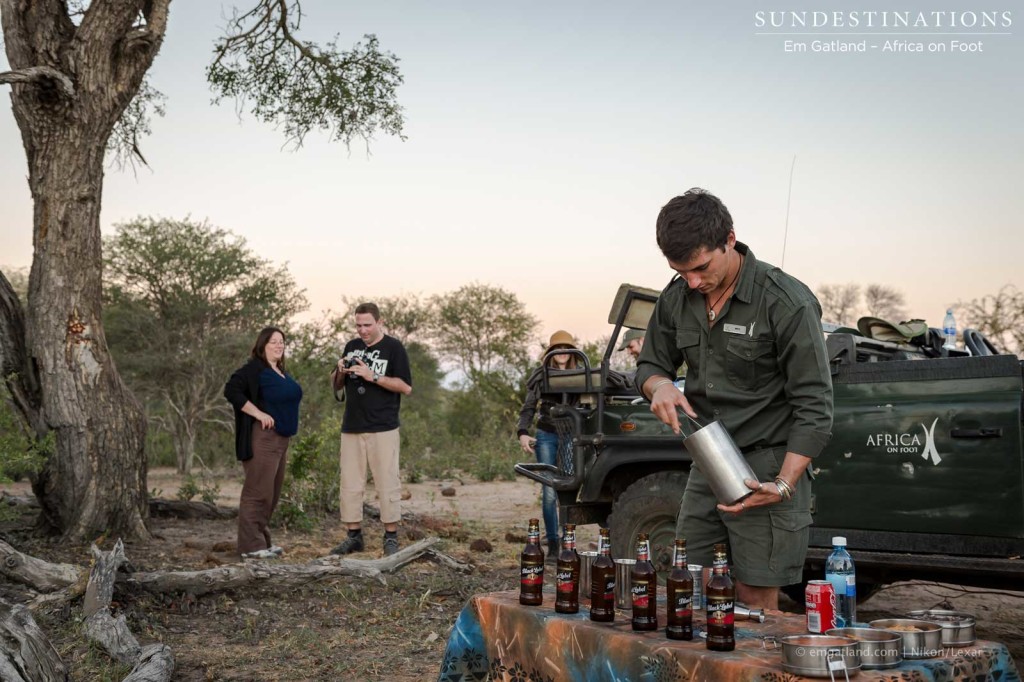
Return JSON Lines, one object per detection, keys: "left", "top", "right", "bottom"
{"left": 869, "top": 618, "right": 943, "bottom": 659}
{"left": 827, "top": 627, "right": 903, "bottom": 670}
{"left": 780, "top": 634, "right": 862, "bottom": 678}
{"left": 907, "top": 609, "right": 976, "bottom": 646}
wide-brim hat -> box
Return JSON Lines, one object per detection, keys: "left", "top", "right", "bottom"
{"left": 547, "top": 330, "right": 577, "bottom": 350}
{"left": 856, "top": 316, "right": 929, "bottom": 344}
{"left": 616, "top": 328, "right": 645, "bottom": 351}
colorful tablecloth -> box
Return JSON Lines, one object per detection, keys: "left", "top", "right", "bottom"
{"left": 437, "top": 590, "right": 1020, "bottom": 682}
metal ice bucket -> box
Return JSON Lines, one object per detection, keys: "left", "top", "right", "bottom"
{"left": 683, "top": 420, "right": 757, "bottom": 505}
{"left": 578, "top": 551, "right": 597, "bottom": 598}
{"left": 613, "top": 559, "right": 635, "bottom": 609}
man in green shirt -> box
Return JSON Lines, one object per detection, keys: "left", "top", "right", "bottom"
{"left": 635, "top": 188, "right": 833, "bottom": 609}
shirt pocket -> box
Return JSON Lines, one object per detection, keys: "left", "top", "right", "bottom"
{"left": 725, "top": 337, "right": 777, "bottom": 391}
{"left": 675, "top": 328, "right": 701, "bottom": 371}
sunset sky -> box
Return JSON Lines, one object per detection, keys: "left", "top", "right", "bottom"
{"left": 2, "top": 1, "right": 1020, "bottom": 351}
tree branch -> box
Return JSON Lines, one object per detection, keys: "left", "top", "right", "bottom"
{"left": 0, "top": 66, "right": 75, "bottom": 97}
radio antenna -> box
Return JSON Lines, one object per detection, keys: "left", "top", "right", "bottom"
{"left": 781, "top": 155, "right": 796, "bottom": 269}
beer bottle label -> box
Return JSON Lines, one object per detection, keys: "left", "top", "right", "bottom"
{"left": 672, "top": 592, "right": 692, "bottom": 617}
{"left": 706, "top": 597, "right": 735, "bottom": 625}
{"left": 604, "top": 577, "right": 616, "bottom": 599}
{"left": 631, "top": 580, "right": 650, "bottom": 609}
{"left": 556, "top": 569, "right": 575, "bottom": 594}
{"left": 521, "top": 564, "right": 543, "bottom": 587}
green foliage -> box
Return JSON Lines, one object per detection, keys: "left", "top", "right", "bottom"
{"left": 207, "top": 1, "right": 404, "bottom": 148}
{"left": 430, "top": 283, "right": 539, "bottom": 382}
{"left": 104, "top": 216, "right": 307, "bottom": 473}
{"left": 175, "top": 473, "right": 221, "bottom": 504}
{"left": 0, "top": 382, "right": 50, "bottom": 484}
{"left": 275, "top": 419, "right": 341, "bottom": 531}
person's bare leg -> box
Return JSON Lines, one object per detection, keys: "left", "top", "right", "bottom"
{"left": 736, "top": 582, "right": 780, "bottom": 610}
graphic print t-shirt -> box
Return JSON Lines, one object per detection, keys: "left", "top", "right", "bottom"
{"left": 341, "top": 334, "right": 412, "bottom": 433}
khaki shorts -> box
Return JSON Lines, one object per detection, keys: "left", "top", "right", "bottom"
{"left": 675, "top": 446, "right": 812, "bottom": 587}
{"left": 339, "top": 429, "right": 402, "bottom": 524}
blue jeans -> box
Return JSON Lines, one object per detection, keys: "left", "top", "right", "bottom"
{"left": 535, "top": 429, "right": 560, "bottom": 543}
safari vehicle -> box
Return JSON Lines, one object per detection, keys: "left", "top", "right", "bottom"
{"left": 515, "top": 284, "right": 1024, "bottom": 597}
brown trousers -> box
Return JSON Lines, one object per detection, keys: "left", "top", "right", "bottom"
{"left": 237, "top": 424, "right": 289, "bottom": 554}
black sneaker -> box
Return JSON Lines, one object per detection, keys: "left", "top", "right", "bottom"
{"left": 383, "top": 535, "right": 400, "bottom": 556}
{"left": 330, "top": 535, "right": 364, "bottom": 555}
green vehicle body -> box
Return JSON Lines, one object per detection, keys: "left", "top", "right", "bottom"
{"left": 515, "top": 285, "right": 1024, "bottom": 592}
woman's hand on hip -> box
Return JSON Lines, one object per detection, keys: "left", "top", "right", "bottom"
{"left": 256, "top": 411, "right": 275, "bottom": 430}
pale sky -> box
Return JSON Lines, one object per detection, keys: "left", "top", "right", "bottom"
{"left": 2, "top": 1, "right": 1021, "bottom": 347}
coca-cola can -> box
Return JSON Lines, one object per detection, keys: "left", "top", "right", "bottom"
{"left": 805, "top": 580, "right": 838, "bottom": 633}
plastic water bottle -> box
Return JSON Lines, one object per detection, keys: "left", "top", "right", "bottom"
{"left": 825, "top": 536, "right": 856, "bottom": 627}
{"left": 943, "top": 309, "right": 957, "bottom": 350}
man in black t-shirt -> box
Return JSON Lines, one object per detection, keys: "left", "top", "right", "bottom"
{"left": 329, "top": 302, "right": 413, "bottom": 557}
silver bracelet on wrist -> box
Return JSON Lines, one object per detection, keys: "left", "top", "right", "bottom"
{"left": 649, "top": 378, "right": 674, "bottom": 397}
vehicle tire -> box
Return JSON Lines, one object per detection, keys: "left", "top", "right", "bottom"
{"left": 780, "top": 577, "right": 882, "bottom": 608}
{"left": 607, "top": 470, "right": 689, "bottom": 578}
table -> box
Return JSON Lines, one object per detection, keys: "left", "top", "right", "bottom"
{"left": 437, "top": 590, "right": 1020, "bottom": 682}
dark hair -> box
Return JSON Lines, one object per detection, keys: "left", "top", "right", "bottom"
{"left": 545, "top": 346, "right": 579, "bottom": 369}
{"left": 656, "top": 188, "right": 734, "bottom": 263}
{"left": 354, "top": 302, "right": 381, "bottom": 321}
{"left": 251, "top": 326, "right": 287, "bottom": 371}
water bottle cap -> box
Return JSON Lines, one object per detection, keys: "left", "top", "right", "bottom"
{"left": 946, "top": 308, "right": 953, "bottom": 314}
{"left": 832, "top": 536, "right": 847, "bottom": 546}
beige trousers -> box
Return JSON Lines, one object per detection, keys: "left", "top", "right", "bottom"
{"left": 339, "top": 429, "right": 402, "bottom": 524}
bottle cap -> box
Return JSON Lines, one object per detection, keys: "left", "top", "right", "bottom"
{"left": 832, "top": 536, "right": 847, "bottom": 546}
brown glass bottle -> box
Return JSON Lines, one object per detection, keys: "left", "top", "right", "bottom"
{"left": 555, "top": 523, "right": 581, "bottom": 613}
{"left": 589, "top": 527, "right": 615, "bottom": 622}
{"left": 630, "top": 532, "right": 658, "bottom": 631}
{"left": 519, "top": 518, "right": 545, "bottom": 606}
{"left": 666, "top": 538, "right": 693, "bottom": 640}
{"left": 705, "top": 542, "right": 735, "bottom": 651}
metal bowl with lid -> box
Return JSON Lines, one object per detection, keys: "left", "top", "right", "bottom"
{"left": 869, "top": 618, "right": 943, "bottom": 659}
{"left": 826, "top": 627, "right": 902, "bottom": 669}
{"left": 907, "top": 609, "right": 976, "bottom": 646}
{"left": 780, "top": 634, "right": 862, "bottom": 678}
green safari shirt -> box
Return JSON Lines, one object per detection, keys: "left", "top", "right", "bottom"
{"left": 635, "top": 242, "right": 833, "bottom": 458}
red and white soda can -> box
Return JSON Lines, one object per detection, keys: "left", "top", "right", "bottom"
{"left": 805, "top": 580, "right": 838, "bottom": 633}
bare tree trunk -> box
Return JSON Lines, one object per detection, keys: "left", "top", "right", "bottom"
{"left": 25, "top": 135, "right": 150, "bottom": 540}
{"left": 0, "top": 0, "right": 171, "bottom": 541}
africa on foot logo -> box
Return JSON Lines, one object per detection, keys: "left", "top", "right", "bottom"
{"left": 865, "top": 418, "right": 943, "bottom": 465}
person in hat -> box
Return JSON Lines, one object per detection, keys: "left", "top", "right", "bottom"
{"left": 618, "top": 329, "right": 646, "bottom": 361}
{"left": 636, "top": 188, "right": 833, "bottom": 610}
{"left": 516, "top": 330, "right": 582, "bottom": 555}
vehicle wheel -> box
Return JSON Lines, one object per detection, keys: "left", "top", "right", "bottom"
{"left": 607, "top": 470, "right": 689, "bottom": 578}
{"left": 780, "top": 577, "right": 882, "bottom": 608}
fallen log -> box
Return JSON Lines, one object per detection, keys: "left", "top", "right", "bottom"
{"left": 0, "top": 539, "right": 83, "bottom": 592}
{"left": 148, "top": 498, "right": 237, "bottom": 520}
{"left": 125, "top": 537, "right": 442, "bottom": 596}
{"left": 0, "top": 599, "right": 68, "bottom": 681}
{"left": 0, "top": 491, "right": 39, "bottom": 508}
{"left": 83, "top": 541, "right": 174, "bottom": 681}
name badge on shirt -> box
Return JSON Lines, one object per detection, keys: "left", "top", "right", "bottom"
{"left": 723, "top": 323, "right": 746, "bottom": 335}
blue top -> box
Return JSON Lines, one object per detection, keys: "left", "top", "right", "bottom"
{"left": 259, "top": 368, "right": 303, "bottom": 437}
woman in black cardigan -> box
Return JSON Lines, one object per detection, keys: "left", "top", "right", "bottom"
{"left": 224, "top": 327, "right": 302, "bottom": 559}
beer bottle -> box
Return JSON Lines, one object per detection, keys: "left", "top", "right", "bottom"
{"left": 705, "top": 542, "right": 735, "bottom": 651}
{"left": 630, "top": 532, "right": 657, "bottom": 631}
{"left": 590, "top": 527, "right": 615, "bottom": 622}
{"left": 519, "top": 518, "right": 545, "bottom": 606}
{"left": 666, "top": 538, "right": 693, "bottom": 640}
{"left": 555, "top": 523, "right": 581, "bottom": 614}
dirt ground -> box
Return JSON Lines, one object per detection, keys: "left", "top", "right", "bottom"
{"left": 1, "top": 469, "right": 1022, "bottom": 680}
